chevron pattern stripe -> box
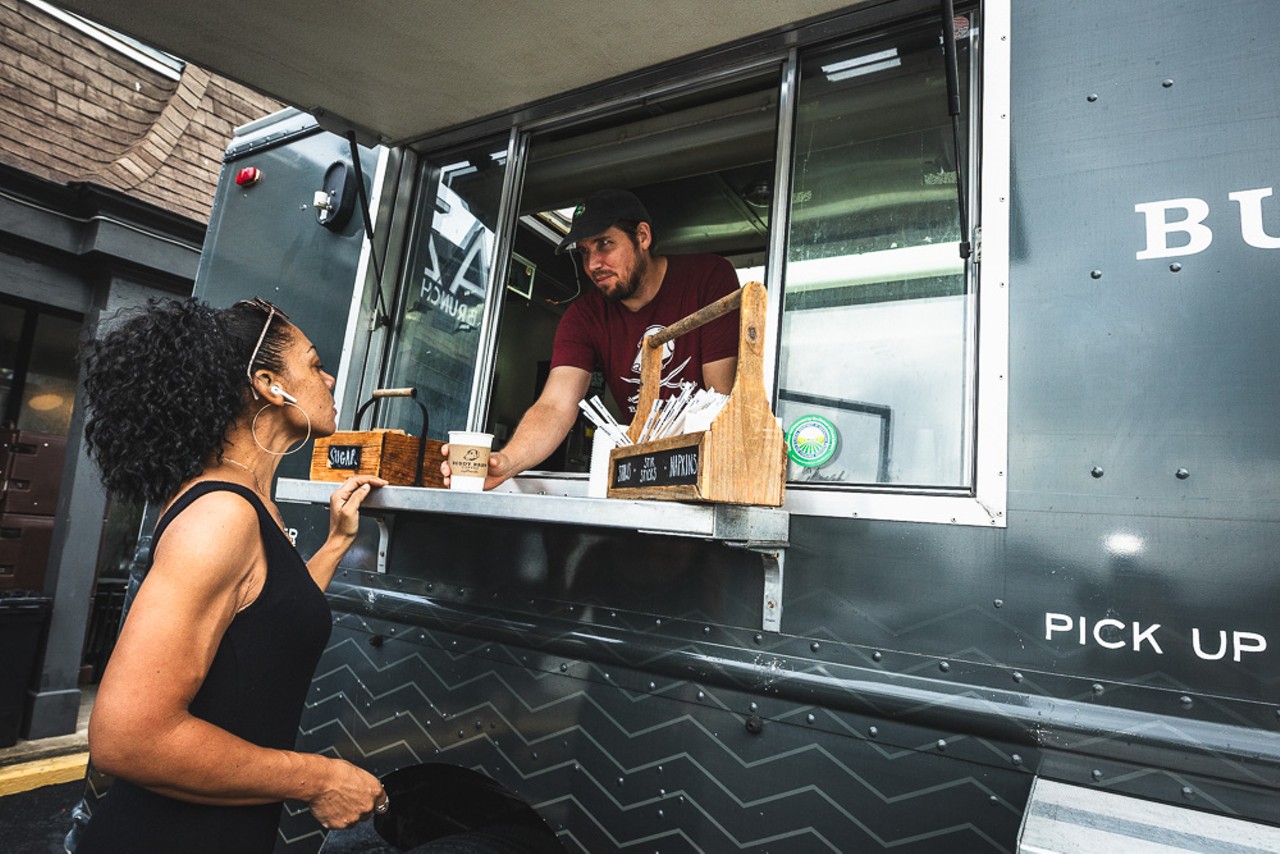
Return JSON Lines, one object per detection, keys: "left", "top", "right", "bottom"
{"left": 280, "top": 616, "right": 1031, "bottom": 852}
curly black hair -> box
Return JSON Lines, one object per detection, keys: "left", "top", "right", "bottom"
{"left": 81, "top": 297, "right": 293, "bottom": 505}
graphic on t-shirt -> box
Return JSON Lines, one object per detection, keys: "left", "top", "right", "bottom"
{"left": 621, "top": 324, "right": 690, "bottom": 413}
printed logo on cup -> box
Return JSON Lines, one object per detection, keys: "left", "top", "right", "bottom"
{"left": 452, "top": 446, "right": 488, "bottom": 478}
{"left": 447, "top": 430, "right": 494, "bottom": 490}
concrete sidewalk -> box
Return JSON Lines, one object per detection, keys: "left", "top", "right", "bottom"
{"left": 0, "top": 689, "right": 92, "bottom": 854}
{"left": 0, "top": 687, "right": 92, "bottom": 795}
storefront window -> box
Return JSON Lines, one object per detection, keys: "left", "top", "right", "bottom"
{"left": 0, "top": 306, "right": 20, "bottom": 423}
{"left": 779, "top": 18, "right": 975, "bottom": 489}
{"left": 0, "top": 301, "right": 81, "bottom": 435}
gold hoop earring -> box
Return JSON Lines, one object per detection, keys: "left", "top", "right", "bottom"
{"left": 251, "top": 401, "right": 312, "bottom": 456}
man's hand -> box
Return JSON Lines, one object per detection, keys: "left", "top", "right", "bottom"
{"left": 438, "top": 366, "right": 593, "bottom": 490}
{"left": 440, "top": 445, "right": 514, "bottom": 491}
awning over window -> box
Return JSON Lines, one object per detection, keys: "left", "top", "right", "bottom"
{"left": 50, "top": 0, "right": 863, "bottom": 145}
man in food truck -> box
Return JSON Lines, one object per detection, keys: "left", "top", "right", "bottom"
{"left": 443, "top": 188, "right": 741, "bottom": 490}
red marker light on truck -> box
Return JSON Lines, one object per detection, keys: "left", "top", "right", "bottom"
{"left": 235, "top": 167, "right": 261, "bottom": 187}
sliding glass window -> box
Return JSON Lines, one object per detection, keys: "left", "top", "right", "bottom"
{"left": 382, "top": 139, "right": 510, "bottom": 439}
{"left": 778, "top": 16, "right": 975, "bottom": 489}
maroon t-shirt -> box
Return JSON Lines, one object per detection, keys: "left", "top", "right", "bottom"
{"left": 551, "top": 254, "right": 740, "bottom": 416}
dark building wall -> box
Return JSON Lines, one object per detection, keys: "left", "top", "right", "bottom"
{"left": 0, "top": 0, "right": 287, "bottom": 738}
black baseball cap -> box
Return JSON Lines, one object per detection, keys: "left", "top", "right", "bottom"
{"left": 554, "top": 189, "right": 651, "bottom": 254}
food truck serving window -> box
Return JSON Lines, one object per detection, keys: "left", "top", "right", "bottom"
{"left": 375, "top": 2, "right": 1009, "bottom": 527}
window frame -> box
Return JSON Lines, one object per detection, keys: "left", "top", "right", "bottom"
{"left": 772, "top": 1, "right": 1010, "bottom": 527}
{"left": 360, "top": 0, "right": 1010, "bottom": 528}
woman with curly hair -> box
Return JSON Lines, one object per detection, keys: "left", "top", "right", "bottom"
{"left": 74, "top": 297, "right": 389, "bottom": 852}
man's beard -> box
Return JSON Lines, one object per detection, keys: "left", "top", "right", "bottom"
{"left": 600, "top": 253, "right": 648, "bottom": 303}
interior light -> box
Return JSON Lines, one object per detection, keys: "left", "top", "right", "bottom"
{"left": 822, "top": 48, "right": 901, "bottom": 82}
{"left": 742, "top": 180, "right": 772, "bottom": 209}
{"left": 441, "top": 161, "right": 478, "bottom": 179}
{"left": 782, "top": 242, "right": 964, "bottom": 292}
{"left": 529, "top": 207, "right": 575, "bottom": 238}
{"left": 520, "top": 215, "right": 566, "bottom": 247}
{"left": 27, "top": 393, "right": 64, "bottom": 412}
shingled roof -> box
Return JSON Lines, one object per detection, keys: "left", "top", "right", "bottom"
{"left": 0, "top": 0, "right": 283, "bottom": 224}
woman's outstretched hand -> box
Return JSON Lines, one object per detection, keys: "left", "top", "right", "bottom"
{"left": 327, "top": 475, "right": 387, "bottom": 540}
{"left": 305, "top": 474, "right": 388, "bottom": 588}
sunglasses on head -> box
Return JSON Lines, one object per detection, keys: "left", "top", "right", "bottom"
{"left": 236, "top": 297, "right": 290, "bottom": 400}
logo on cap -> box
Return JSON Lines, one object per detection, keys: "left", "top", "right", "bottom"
{"left": 573, "top": 204, "right": 585, "bottom": 220}
{"left": 786, "top": 415, "right": 838, "bottom": 467}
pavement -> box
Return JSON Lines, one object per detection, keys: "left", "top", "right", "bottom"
{"left": 0, "top": 687, "right": 92, "bottom": 853}
{"left": 0, "top": 690, "right": 405, "bottom": 853}
{"left": 0, "top": 691, "right": 531, "bottom": 853}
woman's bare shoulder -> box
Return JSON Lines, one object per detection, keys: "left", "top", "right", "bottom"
{"left": 150, "top": 485, "right": 264, "bottom": 592}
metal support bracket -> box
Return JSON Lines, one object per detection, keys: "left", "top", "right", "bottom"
{"left": 374, "top": 514, "right": 392, "bottom": 574}
{"left": 725, "top": 541, "right": 787, "bottom": 633}
{"left": 758, "top": 548, "right": 785, "bottom": 633}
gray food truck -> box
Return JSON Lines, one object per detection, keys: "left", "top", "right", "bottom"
{"left": 59, "top": 0, "right": 1280, "bottom": 851}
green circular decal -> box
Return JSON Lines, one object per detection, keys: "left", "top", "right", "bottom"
{"left": 786, "top": 415, "right": 838, "bottom": 467}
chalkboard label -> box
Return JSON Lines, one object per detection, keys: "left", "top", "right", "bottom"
{"left": 327, "top": 445, "right": 362, "bottom": 469}
{"left": 612, "top": 446, "right": 700, "bottom": 488}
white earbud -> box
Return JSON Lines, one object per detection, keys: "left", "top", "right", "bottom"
{"left": 270, "top": 384, "right": 298, "bottom": 404}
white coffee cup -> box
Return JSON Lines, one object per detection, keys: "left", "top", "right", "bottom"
{"left": 447, "top": 431, "right": 494, "bottom": 492}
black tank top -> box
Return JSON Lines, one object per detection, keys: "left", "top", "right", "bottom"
{"left": 77, "top": 481, "right": 332, "bottom": 854}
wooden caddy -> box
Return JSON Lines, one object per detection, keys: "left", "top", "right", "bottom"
{"left": 607, "top": 280, "right": 786, "bottom": 506}
{"left": 310, "top": 388, "right": 445, "bottom": 488}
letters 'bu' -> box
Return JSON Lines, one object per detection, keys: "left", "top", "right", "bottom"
{"left": 1136, "top": 186, "right": 1280, "bottom": 259}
